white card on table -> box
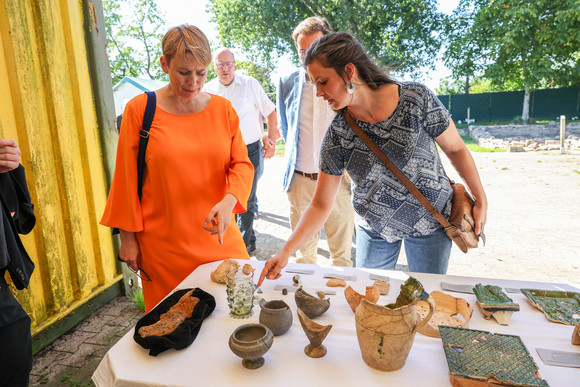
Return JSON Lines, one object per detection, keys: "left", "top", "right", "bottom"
{"left": 316, "top": 289, "right": 337, "bottom": 295}
{"left": 284, "top": 268, "right": 315, "bottom": 275}
{"left": 323, "top": 272, "right": 357, "bottom": 281}
{"left": 440, "top": 281, "right": 474, "bottom": 294}
{"left": 369, "top": 273, "right": 390, "bottom": 282}
{"left": 274, "top": 285, "right": 297, "bottom": 292}
{"left": 536, "top": 348, "right": 580, "bottom": 368}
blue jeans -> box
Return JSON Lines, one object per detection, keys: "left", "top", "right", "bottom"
{"left": 355, "top": 224, "right": 452, "bottom": 274}
{"left": 236, "top": 140, "right": 260, "bottom": 248}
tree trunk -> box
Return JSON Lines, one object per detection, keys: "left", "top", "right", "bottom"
{"left": 464, "top": 75, "right": 470, "bottom": 95}
{"left": 522, "top": 86, "right": 530, "bottom": 124}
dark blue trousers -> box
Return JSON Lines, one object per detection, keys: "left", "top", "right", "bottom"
{"left": 236, "top": 140, "right": 260, "bottom": 248}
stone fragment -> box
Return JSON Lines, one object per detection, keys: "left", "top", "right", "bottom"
{"left": 373, "top": 279, "right": 390, "bottom": 295}
{"left": 326, "top": 278, "right": 346, "bottom": 287}
{"left": 210, "top": 259, "right": 239, "bottom": 284}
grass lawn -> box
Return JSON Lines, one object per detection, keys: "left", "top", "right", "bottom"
{"left": 461, "top": 136, "right": 506, "bottom": 152}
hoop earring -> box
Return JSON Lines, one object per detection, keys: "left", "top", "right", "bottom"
{"left": 347, "top": 80, "right": 355, "bottom": 94}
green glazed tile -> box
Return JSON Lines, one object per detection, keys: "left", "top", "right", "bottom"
{"left": 439, "top": 326, "right": 549, "bottom": 387}
{"left": 521, "top": 289, "right": 580, "bottom": 325}
{"left": 473, "top": 283, "right": 520, "bottom": 311}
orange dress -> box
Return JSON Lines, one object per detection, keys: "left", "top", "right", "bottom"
{"left": 101, "top": 93, "right": 253, "bottom": 311}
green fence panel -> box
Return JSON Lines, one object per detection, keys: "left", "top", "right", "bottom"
{"left": 438, "top": 87, "right": 580, "bottom": 122}
{"left": 490, "top": 90, "right": 524, "bottom": 121}
{"left": 531, "top": 87, "right": 580, "bottom": 120}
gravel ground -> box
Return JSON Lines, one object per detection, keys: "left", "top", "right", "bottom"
{"left": 252, "top": 151, "right": 580, "bottom": 289}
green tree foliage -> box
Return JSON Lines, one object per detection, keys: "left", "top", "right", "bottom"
{"left": 207, "top": 0, "right": 445, "bottom": 76}
{"left": 104, "top": 0, "right": 167, "bottom": 85}
{"left": 442, "top": 1, "right": 485, "bottom": 94}
{"left": 442, "top": 0, "right": 579, "bottom": 122}
{"left": 435, "top": 76, "right": 518, "bottom": 95}
{"left": 475, "top": 0, "right": 580, "bottom": 90}
{"left": 236, "top": 61, "right": 276, "bottom": 102}
{"left": 444, "top": 0, "right": 580, "bottom": 92}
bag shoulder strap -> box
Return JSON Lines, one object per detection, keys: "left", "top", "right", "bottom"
{"left": 137, "top": 91, "right": 156, "bottom": 200}
{"left": 111, "top": 91, "right": 156, "bottom": 236}
{"left": 342, "top": 109, "right": 452, "bottom": 229}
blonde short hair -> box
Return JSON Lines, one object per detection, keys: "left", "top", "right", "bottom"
{"left": 161, "top": 25, "right": 211, "bottom": 66}
{"left": 292, "top": 17, "right": 332, "bottom": 46}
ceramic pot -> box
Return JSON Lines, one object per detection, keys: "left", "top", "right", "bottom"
{"left": 228, "top": 323, "right": 274, "bottom": 369}
{"left": 355, "top": 296, "right": 435, "bottom": 371}
{"left": 297, "top": 309, "right": 332, "bottom": 358}
{"left": 259, "top": 299, "right": 293, "bottom": 336}
{"left": 226, "top": 269, "right": 255, "bottom": 318}
{"left": 295, "top": 286, "right": 330, "bottom": 319}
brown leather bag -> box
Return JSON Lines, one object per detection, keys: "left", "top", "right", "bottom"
{"left": 343, "top": 110, "right": 485, "bottom": 253}
{"left": 447, "top": 180, "right": 485, "bottom": 252}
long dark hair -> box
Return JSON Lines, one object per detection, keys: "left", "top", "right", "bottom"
{"left": 304, "top": 32, "right": 395, "bottom": 90}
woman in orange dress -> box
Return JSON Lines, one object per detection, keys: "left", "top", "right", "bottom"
{"left": 101, "top": 25, "right": 253, "bottom": 312}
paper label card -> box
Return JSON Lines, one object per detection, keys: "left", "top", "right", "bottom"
{"left": 536, "top": 348, "right": 580, "bottom": 368}
{"left": 440, "top": 281, "right": 474, "bottom": 294}
{"left": 274, "top": 285, "right": 297, "bottom": 293}
{"left": 369, "top": 273, "right": 390, "bottom": 281}
{"left": 285, "top": 268, "right": 315, "bottom": 275}
{"left": 323, "top": 273, "right": 357, "bottom": 281}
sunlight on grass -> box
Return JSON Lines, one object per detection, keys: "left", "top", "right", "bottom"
{"left": 461, "top": 136, "right": 506, "bottom": 153}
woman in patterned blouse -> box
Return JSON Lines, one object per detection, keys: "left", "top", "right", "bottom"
{"left": 258, "top": 32, "right": 487, "bottom": 285}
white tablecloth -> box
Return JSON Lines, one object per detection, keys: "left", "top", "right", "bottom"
{"left": 92, "top": 260, "right": 580, "bottom": 386}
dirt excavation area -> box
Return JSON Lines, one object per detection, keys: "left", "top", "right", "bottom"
{"left": 439, "top": 151, "right": 580, "bottom": 288}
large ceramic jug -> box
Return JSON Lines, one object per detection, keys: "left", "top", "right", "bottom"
{"left": 259, "top": 299, "right": 293, "bottom": 336}
{"left": 355, "top": 296, "right": 435, "bottom": 371}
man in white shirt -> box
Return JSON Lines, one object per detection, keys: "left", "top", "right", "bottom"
{"left": 276, "top": 17, "right": 355, "bottom": 266}
{"left": 204, "top": 48, "right": 277, "bottom": 254}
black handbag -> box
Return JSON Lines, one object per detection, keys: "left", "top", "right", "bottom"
{"left": 0, "top": 164, "right": 36, "bottom": 289}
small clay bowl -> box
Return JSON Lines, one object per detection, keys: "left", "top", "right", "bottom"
{"left": 228, "top": 323, "right": 274, "bottom": 369}
{"left": 295, "top": 286, "right": 330, "bottom": 319}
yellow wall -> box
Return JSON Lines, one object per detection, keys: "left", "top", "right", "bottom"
{"left": 0, "top": 0, "right": 120, "bottom": 336}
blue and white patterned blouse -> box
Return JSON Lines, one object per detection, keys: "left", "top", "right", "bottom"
{"left": 320, "top": 82, "right": 453, "bottom": 242}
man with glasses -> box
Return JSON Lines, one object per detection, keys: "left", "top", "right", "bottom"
{"left": 276, "top": 17, "right": 355, "bottom": 267}
{"left": 204, "top": 48, "right": 277, "bottom": 255}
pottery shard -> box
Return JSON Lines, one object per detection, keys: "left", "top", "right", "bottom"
{"left": 416, "top": 291, "right": 474, "bottom": 338}
{"left": 373, "top": 280, "right": 390, "bottom": 295}
{"left": 139, "top": 290, "right": 199, "bottom": 337}
{"left": 344, "top": 286, "right": 381, "bottom": 313}
{"left": 573, "top": 325, "right": 580, "bottom": 345}
{"left": 211, "top": 259, "right": 239, "bottom": 284}
{"left": 326, "top": 279, "right": 346, "bottom": 287}
{"left": 242, "top": 263, "right": 254, "bottom": 275}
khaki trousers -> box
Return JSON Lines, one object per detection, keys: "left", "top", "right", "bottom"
{"left": 287, "top": 173, "right": 355, "bottom": 266}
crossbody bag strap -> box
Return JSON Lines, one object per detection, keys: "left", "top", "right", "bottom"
{"left": 343, "top": 109, "right": 452, "bottom": 229}
{"left": 112, "top": 91, "right": 156, "bottom": 236}
{"left": 137, "top": 91, "right": 157, "bottom": 200}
